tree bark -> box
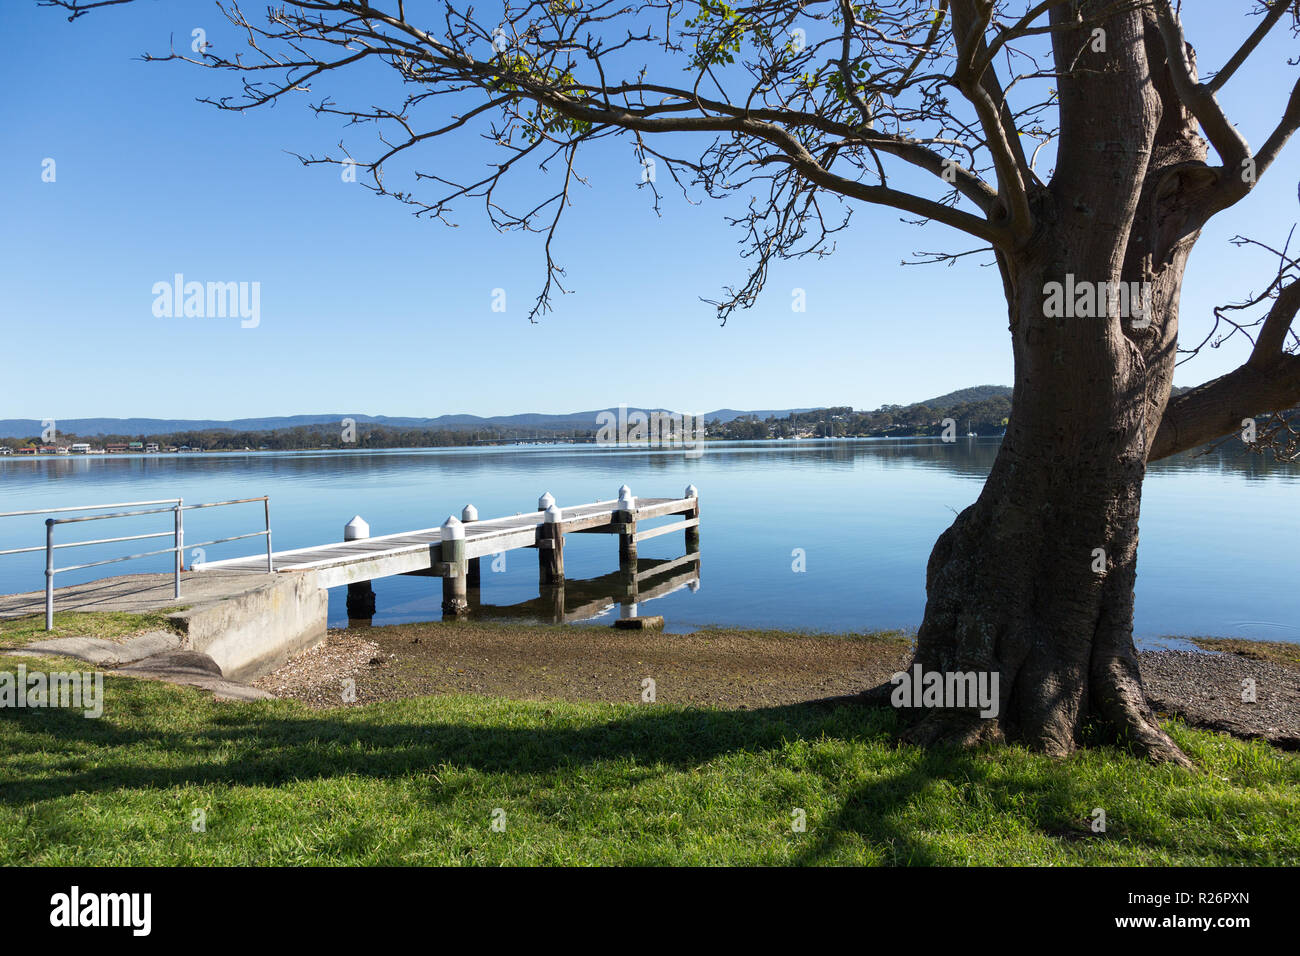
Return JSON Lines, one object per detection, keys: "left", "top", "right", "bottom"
{"left": 894, "top": 6, "right": 1217, "bottom": 767}
{"left": 904, "top": 266, "right": 1185, "bottom": 764}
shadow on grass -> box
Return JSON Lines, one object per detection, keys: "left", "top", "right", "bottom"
{"left": 2, "top": 694, "right": 882, "bottom": 799}
{"left": 0, "top": 683, "right": 1239, "bottom": 863}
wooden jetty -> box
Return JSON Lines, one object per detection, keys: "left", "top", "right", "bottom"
{"left": 197, "top": 486, "right": 701, "bottom": 616}
{"left": 0, "top": 486, "right": 701, "bottom": 679}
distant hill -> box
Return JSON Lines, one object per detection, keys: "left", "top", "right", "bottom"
{"left": 705, "top": 385, "right": 1015, "bottom": 440}
{"left": 698, "top": 408, "right": 819, "bottom": 422}
{"left": 4, "top": 392, "right": 1049, "bottom": 442}
{"left": 908, "top": 385, "right": 1013, "bottom": 408}
{"left": 0, "top": 384, "right": 1217, "bottom": 441}
{"left": 0, "top": 407, "right": 820, "bottom": 438}
{"left": 910, "top": 384, "right": 1188, "bottom": 407}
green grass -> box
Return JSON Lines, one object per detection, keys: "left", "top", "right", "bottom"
{"left": 1, "top": 650, "right": 1296, "bottom": 865}
{"left": 0, "top": 610, "right": 185, "bottom": 647}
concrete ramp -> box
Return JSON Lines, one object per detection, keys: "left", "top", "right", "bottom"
{"left": 0, "top": 569, "right": 328, "bottom": 682}
{"left": 170, "top": 571, "right": 327, "bottom": 681}
{"left": 114, "top": 650, "right": 274, "bottom": 702}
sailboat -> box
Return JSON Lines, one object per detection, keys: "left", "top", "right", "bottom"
{"left": 966, "top": 419, "right": 977, "bottom": 438}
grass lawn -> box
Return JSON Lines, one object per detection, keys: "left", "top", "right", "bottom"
{"left": 1, "top": 648, "right": 1296, "bottom": 865}
{"left": 0, "top": 611, "right": 185, "bottom": 648}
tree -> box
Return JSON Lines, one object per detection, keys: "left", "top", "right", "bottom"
{"left": 43, "top": 0, "right": 1300, "bottom": 765}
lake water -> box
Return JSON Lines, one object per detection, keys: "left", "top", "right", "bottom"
{"left": 0, "top": 440, "right": 1296, "bottom": 645}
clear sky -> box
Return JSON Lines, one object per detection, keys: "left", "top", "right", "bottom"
{"left": 1, "top": 1, "right": 1296, "bottom": 420}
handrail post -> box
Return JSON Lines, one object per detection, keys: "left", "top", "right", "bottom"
{"left": 264, "top": 497, "right": 273, "bottom": 572}
{"left": 173, "top": 499, "right": 184, "bottom": 600}
{"left": 45, "top": 519, "right": 55, "bottom": 630}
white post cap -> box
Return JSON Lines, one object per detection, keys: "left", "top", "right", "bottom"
{"left": 618, "top": 483, "right": 631, "bottom": 498}
{"left": 344, "top": 515, "right": 370, "bottom": 540}
{"left": 461, "top": 504, "right": 479, "bottom": 522}
{"left": 544, "top": 503, "right": 562, "bottom": 523}
{"left": 441, "top": 515, "right": 465, "bottom": 540}
{"left": 538, "top": 492, "right": 556, "bottom": 510}
{"left": 618, "top": 490, "right": 636, "bottom": 512}
{"left": 685, "top": 484, "right": 698, "bottom": 498}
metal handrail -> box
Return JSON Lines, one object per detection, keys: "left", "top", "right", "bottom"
{"left": 50, "top": 505, "right": 185, "bottom": 523}
{"left": 0, "top": 499, "right": 183, "bottom": 519}
{"left": 0, "top": 497, "right": 273, "bottom": 629}
{"left": 52, "top": 531, "right": 177, "bottom": 551}
{"left": 0, "top": 500, "right": 183, "bottom": 555}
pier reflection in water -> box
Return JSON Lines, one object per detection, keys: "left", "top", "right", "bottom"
{"left": 344, "top": 551, "right": 701, "bottom": 627}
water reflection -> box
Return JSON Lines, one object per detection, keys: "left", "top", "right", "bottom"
{"left": 2, "top": 439, "right": 1296, "bottom": 643}
{"left": 342, "top": 554, "right": 701, "bottom": 628}
{"left": 4, "top": 437, "right": 1290, "bottom": 483}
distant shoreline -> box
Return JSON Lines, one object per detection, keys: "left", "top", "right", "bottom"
{"left": 0, "top": 434, "right": 999, "bottom": 459}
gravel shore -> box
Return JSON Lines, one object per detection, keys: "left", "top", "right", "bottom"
{"left": 254, "top": 622, "right": 912, "bottom": 710}
{"left": 1140, "top": 649, "right": 1299, "bottom": 750}
{"left": 253, "top": 622, "right": 1299, "bottom": 749}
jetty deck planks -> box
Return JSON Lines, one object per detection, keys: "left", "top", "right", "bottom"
{"left": 195, "top": 495, "right": 699, "bottom": 590}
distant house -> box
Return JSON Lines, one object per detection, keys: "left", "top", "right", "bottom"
{"left": 16, "top": 446, "right": 37, "bottom": 455}
{"left": 105, "top": 443, "right": 129, "bottom": 454}
{"left": 70, "top": 443, "right": 91, "bottom": 454}
{"left": 0, "top": 446, "right": 11, "bottom": 456}
{"left": 128, "top": 441, "right": 144, "bottom": 451}
{"left": 53, "top": 445, "right": 69, "bottom": 455}
{"left": 145, "top": 442, "right": 160, "bottom": 454}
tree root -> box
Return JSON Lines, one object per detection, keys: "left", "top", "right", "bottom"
{"left": 1092, "top": 656, "right": 1196, "bottom": 768}
{"left": 838, "top": 669, "right": 1195, "bottom": 768}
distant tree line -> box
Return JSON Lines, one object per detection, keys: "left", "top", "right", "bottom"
{"left": 706, "top": 394, "right": 1015, "bottom": 440}
{"left": 0, "top": 423, "right": 598, "bottom": 451}
{"left": 4, "top": 387, "right": 1291, "bottom": 459}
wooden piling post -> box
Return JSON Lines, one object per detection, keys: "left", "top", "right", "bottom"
{"left": 462, "top": 504, "right": 480, "bottom": 588}
{"left": 616, "top": 485, "right": 637, "bottom": 569}
{"left": 538, "top": 503, "right": 564, "bottom": 585}
{"left": 619, "top": 566, "right": 639, "bottom": 619}
{"left": 441, "top": 515, "right": 469, "bottom": 616}
{"left": 616, "top": 485, "right": 639, "bottom": 614}
{"left": 540, "top": 582, "right": 565, "bottom": 623}
{"left": 344, "top": 516, "right": 376, "bottom": 622}
{"left": 684, "top": 484, "right": 700, "bottom": 552}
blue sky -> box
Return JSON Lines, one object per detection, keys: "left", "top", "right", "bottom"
{"left": 1, "top": 1, "right": 1297, "bottom": 420}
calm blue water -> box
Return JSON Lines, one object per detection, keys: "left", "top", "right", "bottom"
{"left": 0, "top": 440, "right": 1296, "bottom": 645}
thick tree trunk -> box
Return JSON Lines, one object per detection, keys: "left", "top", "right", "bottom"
{"left": 904, "top": 255, "right": 1190, "bottom": 766}
{"left": 879, "top": 4, "right": 1221, "bottom": 768}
